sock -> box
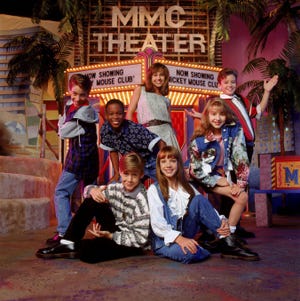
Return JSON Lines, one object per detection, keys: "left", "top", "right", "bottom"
{"left": 230, "top": 226, "right": 236, "bottom": 234}
{"left": 60, "top": 239, "right": 75, "bottom": 250}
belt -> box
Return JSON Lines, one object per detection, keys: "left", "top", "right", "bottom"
{"left": 142, "top": 120, "right": 171, "bottom": 127}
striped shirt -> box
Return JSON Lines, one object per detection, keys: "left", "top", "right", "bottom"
{"left": 84, "top": 182, "right": 150, "bottom": 249}
{"left": 220, "top": 94, "right": 259, "bottom": 143}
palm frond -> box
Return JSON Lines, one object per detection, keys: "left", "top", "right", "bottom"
{"left": 4, "top": 36, "right": 33, "bottom": 50}
{"left": 240, "top": 55, "right": 300, "bottom": 119}
{"left": 56, "top": 33, "right": 74, "bottom": 60}
{"left": 6, "top": 28, "right": 72, "bottom": 114}
{"left": 266, "top": 59, "right": 288, "bottom": 77}
{"left": 231, "top": 1, "right": 265, "bottom": 30}
{"left": 243, "top": 57, "right": 269, "bottom": 74}
{"left": 32, "top": 0, "right": 52, "bottom": 23}
{"left": 280, "top": 30, "right": 300, "bottom": 63}
{"left": 236, "top": 80, "right": 261, "bottom": 94}
{"left": 247, "top": 0, "right": 293, "bottom": 58}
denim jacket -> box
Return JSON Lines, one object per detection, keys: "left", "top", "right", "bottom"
{"left": 151, "top": 182, "right": 180, "bottom": 251}
{"left": 189, "top": 122, "right": 249, "bottom": 189}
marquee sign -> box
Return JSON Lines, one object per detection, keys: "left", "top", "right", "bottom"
{"left": 65, "top": 52, "right": 221, "bottom": 106}
{"left": 66, "top": 59, "right": 145, "bottom": 94}
{"left": 272, "top": 156, "right": 300, "bottom": 189}
{"left": 155, "top": 59, "right": 221, "bottom": 94}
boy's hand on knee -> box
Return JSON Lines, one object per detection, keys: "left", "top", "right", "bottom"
{"left": 90, "top": 186, "right": 108, "bottom": 203}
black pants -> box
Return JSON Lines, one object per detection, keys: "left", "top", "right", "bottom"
{"left": 63, "top": 198, "right": 144, "bottom": 263}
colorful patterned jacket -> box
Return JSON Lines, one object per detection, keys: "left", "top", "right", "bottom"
{"left": 189, "top": 122, "right": 249, "bottom": 189}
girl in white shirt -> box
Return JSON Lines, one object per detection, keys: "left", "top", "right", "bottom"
{"left": 147, "top": 146, "right": 259, "bottom": 263}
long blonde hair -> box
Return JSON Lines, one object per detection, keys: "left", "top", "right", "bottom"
{"left": 156, "top": 146, "right": 195, "bottom": 202}
{"left": 191, "top": 97, "right": 237, "bottom": 140}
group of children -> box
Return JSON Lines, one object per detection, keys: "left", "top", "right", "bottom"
{"left": 36, "top": 63, "right": 278, "bottom": 264}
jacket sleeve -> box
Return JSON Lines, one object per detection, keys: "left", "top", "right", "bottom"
{"left": 189, "top": 138, "right": 219, "bottom": 188}
{"left": 241, "top": 95, "right": 258, "bottom": 119}
{"left": 58, "top": 119, "right": 85, "bottom": 138}
{"left": 231, "top": 126, "right": 250, "bottom": 188}
{"left": 82, "top": 184, "right": 101, "bottom": 198}
{"left": 75, "top": 105, "right": 99, "bottom": 123}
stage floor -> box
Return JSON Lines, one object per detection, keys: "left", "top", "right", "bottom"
{"left": 0, "top": 214, "right": 299, "bottom": 301}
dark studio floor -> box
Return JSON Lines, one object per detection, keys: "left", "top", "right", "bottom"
{"left": 0, "top": 214, "right": 299, "bottom": 301}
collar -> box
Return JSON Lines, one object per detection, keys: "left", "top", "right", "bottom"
{"left": 122, "top": 183, "right": 144, "bottom": 198}
{"left": 169, "top": 185, "right": 190, "bottom": 199}
{"left": 105, "top": 120, "right": 127, "bottom": 133}
{"left": 67, "top": 102, "right": 89, "bottom": 114}
{"left": 220, "top": 93, "right": 243, "bottom": 105}
{"left": 220, "top": 93, "right": 234, "bottom": 99}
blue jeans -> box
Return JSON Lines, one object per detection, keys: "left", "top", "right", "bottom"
{"left": 54, "top": 171, "right": 80, "bottom": 235}
{"left": 54, "top": 170, "right": 98, "bottom": 234}
{"left": 144, "top": 156, "right": 157, "bottom": 181}
{"left": 154, "top": 194, "right": 222, "bottom": 264}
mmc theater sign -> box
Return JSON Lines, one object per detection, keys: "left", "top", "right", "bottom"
{"left": 93, "top": 6, "right": 206, "bottom": 54}
{"left": 88, "top": 1, "right": 212, "bottom": 64}
{"left": 69, "top": 1, "right": 220, "bottom": 105}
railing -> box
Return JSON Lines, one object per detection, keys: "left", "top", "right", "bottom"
{"left": 38, "top": 104, "right": 59, "bottom": 160}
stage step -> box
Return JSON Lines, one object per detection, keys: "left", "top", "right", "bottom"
{"left": 0, "top": 172, "right": 52, "bottom": 199}
{"left": 0, "top": 197, "right": 50, "bottom": 234}
{"left": 0, "top": 155, "right": 61, "bottom": 234}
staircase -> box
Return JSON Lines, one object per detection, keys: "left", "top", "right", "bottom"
{"left": 0, "top": 155, "right": 61, "bottom": 234}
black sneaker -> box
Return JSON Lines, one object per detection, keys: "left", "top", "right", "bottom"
{"left": 36, "top": 243, "right": 78, "bottom": 259}
{"left": 235, "top": 226, "right": 256, "bottom": 238}
{"left": 200, "top": 238, "right": 222, "bottom": 253}
{"left": 232, "top": 234, "right": 248, "bottom": 247}
{"left": 46, "top": 233, "right": 63, "bottom": 247}
{"left": 219, "top": 235, "right": 260, "bottom": 261}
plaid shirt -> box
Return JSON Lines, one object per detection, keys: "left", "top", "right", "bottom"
{"left": 64, "top": 105, "right": 99, "bottom": 182}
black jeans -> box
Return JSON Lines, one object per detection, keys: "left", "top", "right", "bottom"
{"left": 63, "top": 198, "right": 144, "bottom": 263}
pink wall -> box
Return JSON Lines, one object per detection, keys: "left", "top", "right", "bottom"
{"left": 222, "top": 16, "right": 289, "bottom": 84}
{"left": 222, "top": 16, "right": 300, "bottom": 155}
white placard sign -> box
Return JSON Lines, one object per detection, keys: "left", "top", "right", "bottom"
{"left": 166, "top": 65, "right": 219, "bottom": 91}
{"left": 68, "top": 63, "right": 143, "bottom": 90}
